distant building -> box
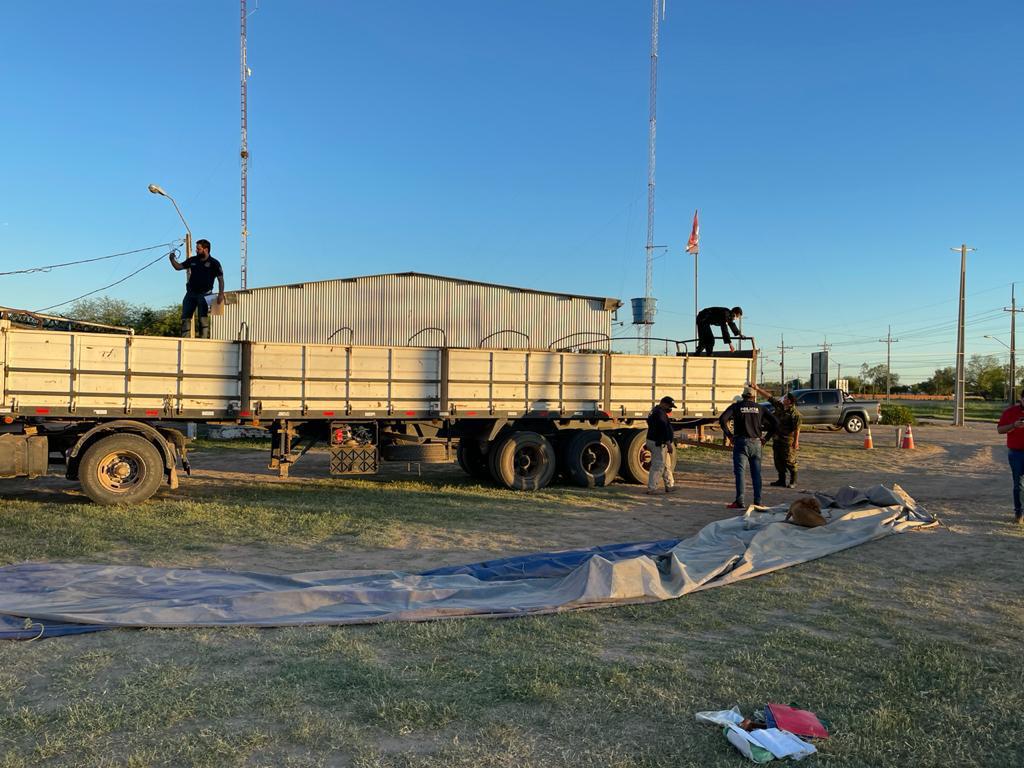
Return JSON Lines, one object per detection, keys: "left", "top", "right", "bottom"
{"left": 210, "top": 272, "right": 622, "bottom": 349}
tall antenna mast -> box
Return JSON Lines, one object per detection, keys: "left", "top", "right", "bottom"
{"left": 239, "top": 0, "right": 251, "bottom": 289}
{"left": 632, "top": 0, "right": 663, "bottom": 354}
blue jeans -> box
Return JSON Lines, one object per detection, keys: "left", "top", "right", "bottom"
{"left": 1009, "top": 449, "right": 1024, "bottom": 516}
{"left": 733, "top": 437, "right": 763, "bottom": 506}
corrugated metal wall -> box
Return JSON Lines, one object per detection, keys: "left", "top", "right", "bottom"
{"left": 210, "top": 273, "right": 618, "bottom": 349}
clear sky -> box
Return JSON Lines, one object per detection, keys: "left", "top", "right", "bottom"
{"left": 1, "top": 1, "right": 1021, "bottom": 384}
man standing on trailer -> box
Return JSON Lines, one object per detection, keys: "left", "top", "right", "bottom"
{"left": 695, "top": 306, "right": 742, "bottom": 356}
{"left": 719, "top": 385, "right": 778, "bottom": 509}
{"left": 645, "top": 396, "right": 679, "bottom": 494}
{"left": 169, "top": 239, "right": 224, "bottom": 338}
{"left": 996, "top": 390, "right": 1024, "bottom": 524}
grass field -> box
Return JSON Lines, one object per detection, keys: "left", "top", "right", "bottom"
{"left": 1, "top": 429, "right": 1022, "bottom": 767}
{"left": 888, "top": 399, "right": 1007, "bottom": 423}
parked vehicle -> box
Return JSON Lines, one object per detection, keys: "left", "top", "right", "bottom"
{"left": 0, "top": 320, "right": 757, "bottom": 503}
{"left": 783, "top": 389, "right": 880, "bottom": 433}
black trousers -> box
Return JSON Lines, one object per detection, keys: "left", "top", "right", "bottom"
{"left": 695, "top": 321, "right": 716, "bottom": 355}
{"left": 181, "top": 291, "right": 210, "bottom": 338}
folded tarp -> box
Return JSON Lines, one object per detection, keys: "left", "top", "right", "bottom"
{"left": 0, "top": 484, "right": 934, "bottom": 638}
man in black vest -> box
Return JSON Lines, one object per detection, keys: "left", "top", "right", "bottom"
{"left": 719, "top": 385, "right": 778, "bottom": 508}
{"left": 169, "top": 239, "right": 224, "bottom": 338}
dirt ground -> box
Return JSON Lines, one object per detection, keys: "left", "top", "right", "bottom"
{"left": 4, "top": 421, "right": 1019, "bottom": 576}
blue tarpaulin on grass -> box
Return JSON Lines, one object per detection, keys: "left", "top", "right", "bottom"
{"left": 0, "top": 485, "right": 935, "bottom": 640}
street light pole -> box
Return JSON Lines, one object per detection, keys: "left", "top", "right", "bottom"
{"left": 149, "top": 184, "right": 193, "bottom": 257}
{"left": 950, "top": 244, "right": 976, "bottom": 427}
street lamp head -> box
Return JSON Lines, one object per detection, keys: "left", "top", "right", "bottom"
{"left": 148, "top": 184, "right": 167, "bottom": 197}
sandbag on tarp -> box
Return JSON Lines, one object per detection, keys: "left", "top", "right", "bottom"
{"left": 0, "top": 485, "right": 934, "bottom": 634}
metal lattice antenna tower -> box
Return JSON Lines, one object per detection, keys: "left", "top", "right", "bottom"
{"left": 641, "top": 0, "right": 661, "bottom": 355}
{"left": 240, "top": 0, "right": 251, "bottom": 289}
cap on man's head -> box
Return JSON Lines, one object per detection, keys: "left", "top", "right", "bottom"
{"left": 659, "top": 396, "right": 678, "bottom": 410}
{"left": 742, "top": 385, "right": 756, "bottom": 398}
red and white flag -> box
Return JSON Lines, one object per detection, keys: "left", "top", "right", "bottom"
{"left": 685, "top": 209, "right": 700, "bottom": 254}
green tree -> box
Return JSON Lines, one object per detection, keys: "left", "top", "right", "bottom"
{"left": 68, "top": 297, "right": 179, "bottom": 337}
{"left": 859, "top": 363, "right": 898, "bottom": 393}
{"left": 919, "top": 366, "right": 955, "bottom": 395}
{"left": 966, "top": 354, "right": 1006, "bottom": 399}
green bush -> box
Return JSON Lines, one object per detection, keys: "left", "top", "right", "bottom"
{"left": 880, "top": 403, "right": 915, "bottom": 426}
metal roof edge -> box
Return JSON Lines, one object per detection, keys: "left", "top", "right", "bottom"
{"left": 223, "top": 271, "right": 623, "bottom": 309}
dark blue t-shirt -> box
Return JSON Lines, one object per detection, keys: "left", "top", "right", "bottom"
{"left": 184, "top": 255, "right": 223, "bottom": 294}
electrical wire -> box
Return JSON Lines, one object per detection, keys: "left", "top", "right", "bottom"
{"left": 36, "top": 250, "right": 177, "bottom": 313}
{"left": 0, "top": 241, "right": 183, "bottom": 277}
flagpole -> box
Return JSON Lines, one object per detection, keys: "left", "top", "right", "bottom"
{"left": 693, "top": 248, "right": 698, "bottom": 340}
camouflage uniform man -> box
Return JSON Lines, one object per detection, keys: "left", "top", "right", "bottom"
{"left": 754, "top": 384, "right": 802, "bottom": 487}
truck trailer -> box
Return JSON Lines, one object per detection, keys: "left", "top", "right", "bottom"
{"left": 0, "top": 320, "right": 756, "bottom": 504}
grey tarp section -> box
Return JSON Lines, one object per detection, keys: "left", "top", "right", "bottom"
{"left": 0, "top": 485, "right": 934, "bottom": 629}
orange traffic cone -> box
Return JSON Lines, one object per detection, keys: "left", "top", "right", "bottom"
{"left": 901, "top": 425, "right": 916, "bottom": 450}
{"left": 863, "top": 426, "right": 873, "bottom": 450}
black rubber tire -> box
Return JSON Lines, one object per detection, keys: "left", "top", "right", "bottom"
{"left": 843, "top": 413, "right": 866, "bottom": 433}
{"left": 615, "top": 428, "right": 677, "bottom": 485}
{"left": 487, "top": 431, "right": 557, "bottom": 491}
{"left": 78, "top": 433, "right": 165, "bottom": 505}
{"left": 382, "top": 442, "right": 452, "bottom": 463}
{"left": 456, "top": 439, "right": 489, "bottom": 479}
{"left": 564, "top": 430, "right": 621, "bottom": 488}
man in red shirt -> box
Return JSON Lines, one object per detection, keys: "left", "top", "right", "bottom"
{"left": 996, "top": 391, "right": 1024, "bottom": 524}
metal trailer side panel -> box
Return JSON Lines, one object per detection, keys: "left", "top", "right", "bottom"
{"left": 0, "top": 326, "right": 239, "bottom": 417}
{"left": 247, "top": 342, "right": 441, "bottom": 416}
{"left": 607, "top": 354, "right": 754, "bottom": 418}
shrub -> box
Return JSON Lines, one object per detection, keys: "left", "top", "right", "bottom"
{"left": 880, "top": 404, "right": 915, "bottom": 426}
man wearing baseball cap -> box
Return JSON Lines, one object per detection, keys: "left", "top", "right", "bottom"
{"left": 646, "top": 396, "right": 679, "bottom": 494}
{"left": 719, "top": 384, "right": 778, "bottom": 509}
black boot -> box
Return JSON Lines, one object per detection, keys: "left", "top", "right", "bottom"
{"left": 787, "top": 469, "right": 798, "bottom": 488}
{"left": 770, "top": 476, "right": 787, "bottom": 487}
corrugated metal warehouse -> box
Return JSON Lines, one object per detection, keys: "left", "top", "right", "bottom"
{"left": 210, "top": 272, "right": 623, "bottom": 349}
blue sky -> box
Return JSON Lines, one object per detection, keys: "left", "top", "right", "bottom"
{"left": 1, "top": 1, "right": 1022, "bottom": 383}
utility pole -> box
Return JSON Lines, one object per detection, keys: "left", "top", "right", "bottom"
{"left": 778, "top": 335, "right": 793, "bottom": 394}
{"left": 1006, "top": 283, "right": 1021, "bottom": 403}
{"left": 950, "top": 244, "right": 976, "bottom": 426}
{"left": 878, "top": 325, "right": 900, "bottom": 401}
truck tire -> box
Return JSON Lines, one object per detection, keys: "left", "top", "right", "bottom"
{"left": 456, "top": 439, "right": 489, "bottom": 479}
{"left": 564, "top": 430, "right": 621, "bottom": 488}
{"left": 382, "top": 442, "right": 451, "bottom": 463}
{"left": 843, "top": 413, "right": 866, "bottom": 433}
{"left": 487, "top": 431, "right": 557, "bottom": 491}
{"left": 78, "top": 433, "right": 165, "bottom": 505}
{"left": 615, "top": 428, "right": 675, "bottom": 485}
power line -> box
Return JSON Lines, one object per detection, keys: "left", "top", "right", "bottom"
{"left": 0, "top": 241, "right": 183, "bottom": 277}
{"left": 36, "top": 250, "right": 176, "bottom": 313}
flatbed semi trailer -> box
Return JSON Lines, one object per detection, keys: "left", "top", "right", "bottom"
{"left": 0, "top": 320, "right": 756, "bottom": 504}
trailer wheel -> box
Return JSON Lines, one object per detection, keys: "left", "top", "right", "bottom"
{"left": 487, "top": 431, "right": 556, "bottom": 491}
{"left": 564, "top": 430, "right": 621, "bottom": 487}
{"left": 456, "top": 439, "right": 489, "bottom": 479}
{"left": 617, "top": 429, "right": 677, "bottom": 485}
{"left": 79, "top": 433, "right": 165, "bottom": 505}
